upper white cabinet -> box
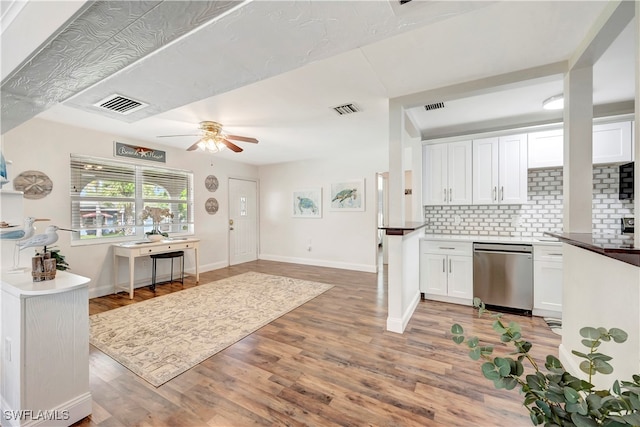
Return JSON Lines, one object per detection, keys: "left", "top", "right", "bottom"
{"left": 473, "top": 134, "right": 528, "bottom": 204}
{"left": 593, "top": 121, "right": 633, "bottom": 164}
{"left": 528, "top": 121, "right": 633, "bottom": 168}
{"left": 527, "top": 129, "right": 564, "bottom": 169}
{"left": 423, "top": 140, "right": 472, "bottom": 205}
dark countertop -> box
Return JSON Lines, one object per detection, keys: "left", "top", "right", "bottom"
{"left": 544, "top": 231, "right": 640, "bottom": 267}
{"left": 379, "top": 221, "right": 430, "bottom": 236}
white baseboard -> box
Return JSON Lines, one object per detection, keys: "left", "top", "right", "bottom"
{"left": 533, "top": 308, "right": 562, "bottom": 319}
{"left": 90, "top": 261, "right": 229, "bottom": 298}
{"left": 559, "top": 343, "right": 582, "bottom": 378}
{"left": 1, "top": 392, "right": 91, "bottom": 427}
{"left": 386, "top": 291, "right": 420, "bottom": 334}
{"left": 259, "top": 253, "right": 377, "bottom": 273}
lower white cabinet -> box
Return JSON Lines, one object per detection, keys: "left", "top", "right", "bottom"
{"left": 533, "top": 245, "right": 563, "bottom": 317}
{"left": 420, "top": 240, "right": 473, "bottom": 304}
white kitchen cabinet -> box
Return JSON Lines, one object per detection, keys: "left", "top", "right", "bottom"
{"left": 528, "top": 129, "right": 564, "bottom": 169}
{"left": 527, "top": 121, "right": 633, "bottom": 168}
{"left": 420, "top": 240, "right": 472, "bottom": 304}
{"left": 473, "top": 134, "right": 528, "bottom": 204}
{"left": 593, "top": 121, "right": 632, "bottom": 164}
{"left": 422, "top": 140, "right": 472, "bottom": 205}
{"left": 533, "top": 245, "right": 563, "bottom": 318}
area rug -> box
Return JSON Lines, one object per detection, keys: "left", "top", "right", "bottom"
{"left": 89, "top": 271, "right": 333, "bottom": 387}
{"left": 544, "top": 317, "right": 562, "bottom": 336}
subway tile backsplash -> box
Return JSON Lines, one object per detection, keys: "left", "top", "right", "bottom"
{"left": 424, "top": 165, "right": 634, "bottom": 236}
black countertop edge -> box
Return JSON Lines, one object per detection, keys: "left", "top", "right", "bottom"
{"left": 379, "top": 221, "right": 430, "bottom": 236}
{"left": 544, "top": 231, "right": 640, "bottom": 267}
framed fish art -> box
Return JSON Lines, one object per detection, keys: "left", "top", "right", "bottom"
{"left": 329, "top": 179, "right": 365, "bottom": 212}
{"left": 292, "top": 188, "right": 322, "bottom": 218}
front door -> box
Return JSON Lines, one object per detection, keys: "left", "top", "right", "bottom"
{"left": 228, "top": 178, "right": 258, "bottom": 265}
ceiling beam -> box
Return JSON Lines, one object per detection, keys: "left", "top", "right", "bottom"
{"left": 569, "top": 0, "right": 635, "bottom": 70}
{"left": 391, "top": 61, "right": 567, "bottom": 111}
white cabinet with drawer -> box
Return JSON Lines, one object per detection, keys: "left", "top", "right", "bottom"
{"left": 420, "top": 240, "right": 473, "bottom": 304}
{"left": 533, "top": 244, "right": 563, "bottom": 317}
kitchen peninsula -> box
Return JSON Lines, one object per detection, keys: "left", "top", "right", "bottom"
{"left": 379, "top": 220, "right": 430, "bottom": 333}
{"left": 546, "top": 231, "right": 640, "bottom": 390}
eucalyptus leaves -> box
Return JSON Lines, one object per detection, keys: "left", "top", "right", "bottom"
{"left": 451, "top": 299, "right": 640, "bottom": 426}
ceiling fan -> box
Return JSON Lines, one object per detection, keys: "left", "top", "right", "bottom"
{"left": 157, "top": 121, "right": 259, "bottom": 153}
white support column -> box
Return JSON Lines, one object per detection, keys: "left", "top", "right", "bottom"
{"left": 563, "top": 65, "right": 593, "bottom": 233}
{"left": 388, "top": 101, "right": 405, "bottom": 225}
{"left": 386, "top": 100, "right": 421, "bottom": 334}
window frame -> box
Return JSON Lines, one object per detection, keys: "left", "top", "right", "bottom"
{"left": 70, "top": 154, "right": 194, "bottom": 246}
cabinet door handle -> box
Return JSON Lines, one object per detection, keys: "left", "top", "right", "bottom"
{"left": 493, "top": 187, "right": 497, "bottom": 201}
{"left": 449, "top": 259, "right": 452, "bottom": 273}
{"left": 444, "top": 188, "right": 448, "bottom": 203}
{"left": 449, "top": 188, "right": 452, "bottom": 202}
{"left": 500, "top": 186, "right": 504, "bottom": 201}
{"left": 442, "top": 259, "right": 445, "bottom": 272}
{"left": 439, "top": 247, "right": 455, "bottom": 250}
{"left": 548, "top": 253, "right": 563, "bottom": 256}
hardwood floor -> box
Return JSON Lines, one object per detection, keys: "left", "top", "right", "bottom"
{"left": 78, "top": 260, "right": 560, "bottom": 426}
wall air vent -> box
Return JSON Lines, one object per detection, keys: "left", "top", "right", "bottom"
{"left": 94, "top": 94, "right": 148, "bottom": 115}
{"left": 332, "top": 103, "right": 360, "bottom": 115}
{"left": 424, "top": 102, "right": 445, "bottom": 111}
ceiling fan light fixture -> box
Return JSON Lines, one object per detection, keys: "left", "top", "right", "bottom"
{"left": 198, "top": 136, "right": 226, "bottom": 153}
{"left": 542, "top": 94, "right": 564, "bottom": 110}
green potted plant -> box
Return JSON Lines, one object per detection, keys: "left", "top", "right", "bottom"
{"left": 450, "top": 298, "right": 640, "bottom": 426}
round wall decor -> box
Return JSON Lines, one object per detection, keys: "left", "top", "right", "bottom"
{"left": 205, "top": 197, "right": 219, "bottom": 215}
{"left": 13, "top": 170, "right": 53, "bottom": 199}
{"left": 205, "top": 175, "right": 219, "bottom": 192}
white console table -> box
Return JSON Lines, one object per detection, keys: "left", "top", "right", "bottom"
{"left": 1, "top": 270, "right": 92, "bottom": 427}
{"left": 113, "top": 237, "right": 200, "bottom": 299}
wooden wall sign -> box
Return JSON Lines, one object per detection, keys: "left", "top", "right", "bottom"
{"left": 114, "top": 142, "right": 166, "bottom": 163}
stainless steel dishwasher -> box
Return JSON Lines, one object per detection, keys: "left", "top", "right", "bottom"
{"left": 473, "top": 242, "right": 533, "bottom": 315}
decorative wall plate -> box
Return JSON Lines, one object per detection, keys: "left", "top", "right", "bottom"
{"left": 13, "top": 170, "right": 53, "bottom": 199}
{"left": 205, "top": 175, "right": 219, "bottom": 192}
{"left": 205, "top": 197, "right": 219, "bottom": 215}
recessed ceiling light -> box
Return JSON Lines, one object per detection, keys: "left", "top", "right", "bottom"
{"left": 542, "top": 94, "right": 564, "bottom": 110}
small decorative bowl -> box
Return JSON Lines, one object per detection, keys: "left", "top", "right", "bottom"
{"left": 147, "top": 234, "right": 164, "bottom": 242}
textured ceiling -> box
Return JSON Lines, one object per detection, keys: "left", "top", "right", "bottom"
{"left": 1, "top": 1, "right": 242, "bottom": 132}
{"left": 1, "top": 1, "right": 634, "bottom": 165}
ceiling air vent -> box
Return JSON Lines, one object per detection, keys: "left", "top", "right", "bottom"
{"left": 94, "top": 94, "right": 148, "bottom": 115}
{"left": 424, "top": 102, "right": 445, "bottom": 111}
{"left": 332, "top": 103, "right": 360, "bottom": 116}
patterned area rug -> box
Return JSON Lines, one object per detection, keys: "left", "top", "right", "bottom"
{"left": 90, "top": 272, "right": 333, "bottom": 387}
{"left": 544, "top": 317, "right": 562, "bottom": 336}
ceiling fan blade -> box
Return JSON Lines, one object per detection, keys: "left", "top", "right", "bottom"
{"left": 221, "top": 139, "right": 243, "bottom": 153}
{"left": 186, "top": 141, "right": 201, "bottom": 151}
{"left": 225, "top": 134, "right": 258, "bottom": 143}
{"left": 157, "top": 134, "right": 201, "bottom": 138}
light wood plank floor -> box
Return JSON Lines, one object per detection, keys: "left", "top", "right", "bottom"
{"left": 77, "top": 259, "right": 559, "bottom": 426}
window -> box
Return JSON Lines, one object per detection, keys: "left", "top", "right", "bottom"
{"left": 70, "top": 154, "right": 193, "bottom": 243}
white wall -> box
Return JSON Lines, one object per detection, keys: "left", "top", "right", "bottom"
{"left": 1, "top": 118, "right": 258, "bottom": 297}
{"left": 258, "top": 150, "right": 387, "bottom": 273}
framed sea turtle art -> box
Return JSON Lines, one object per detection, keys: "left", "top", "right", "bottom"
{"left": 329, "top": 179, "right": 365, "bottom": 211}
{"left": 292, "top": 188, "right": 322, "bottom": 218}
